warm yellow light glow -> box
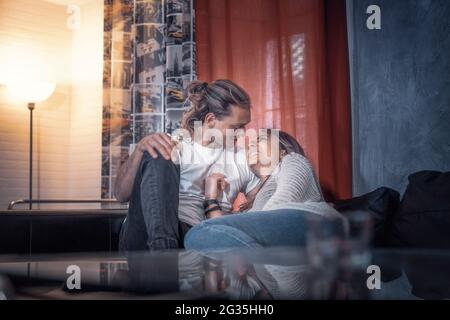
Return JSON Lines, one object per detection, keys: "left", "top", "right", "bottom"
{"left": 7, "top": 82, "right": 56, "bottom": 104}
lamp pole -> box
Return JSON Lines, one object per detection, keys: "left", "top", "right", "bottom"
{"left": 7, "top": 82, "right": 55, "bottom": 210}
{"left": 28, "top": 102, "right": 35, "bottom": 210}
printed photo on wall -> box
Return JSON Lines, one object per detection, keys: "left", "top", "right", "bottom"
{"left": 103, "top": 117, "right": 111, "bottom": 148}
{"left": 135, "top": 47, "right": 166, "bottom": 84}
{"left": 166, "top": 0, "right": 184, "bottom": 15}
{"left": 102, "top": 105, "right": 111, "bottom": 147}
{"left": 133, "top": 84, "right": 163, "bottom": 114}
{"left": 136, "top": 0, "right": 163, "bottom": 24}
{"left": 104, "top": 33, "right": 112, "bottom": 60}
{"left": 182, "top": 12, "right": 192, "bottom": 42}
{"left": 103, "top": 61, "right": 112, "bottom": 88}
{"left": 132, "top": 114, "right": 163, "bottom": 141}
{"left": 110, "top": 177, "right": 117, "bottom": 198}
{"left": 112, "top": 61, "right": 133, "bottom": 89}
{"left": 110, "top": 146, "right": 130, "bottom": 177}
{"left": 135, "top": 24, "right": 166, "bottom": 84}
{"left": 104, "top": 3, "right": 113, "bottom": 32}
{"left": 166, "top": 45, "right": 183, "bottom": 77}
{"left": 182, "top": 42, "right": 194, "bottom": 75}
{"left": 165, "top": 109, "right": 184, "bottom": 133}
{"left": 167, "top": 14, "right": 183, "bottom": 45}
{"left": 135, "top": 60, "right": 165, "bottom": 84}
{"left": 102, "top": 147, "right": 110, "bottom": 177}
{"left": 112, "top": 32, "right": 133, "bottom": 61}
{"left": 135, "top": 24, "right": 165, "bottom": 56}
{"left": 102, "top": 128, "right": 111, "bottom": 147}
{"left": 165, "top": 120, "right": 182, "bottom": 134}
{"left": 191, "top": 43, "right": 197, "bottom": 76}
{"left": 121, "top": 119, "right": 133, "bottom": 146}
{"left": 101, "top": 176, "right": 111, "bottom": 199}
{"left": 111, "top": 88, "right": 132, "bottom": 112}
{"left": 166, "top": 77, "right": 184, "bottom": 109}
{"left": 103, "top": 87, "right": 112, "bottom": 110}
{"left": 107, "top": 108, "right": 131, "bottom": 146}
{"left": 182, "top": 74, "right": 194, "bottom": 89}
{"left": 112, "top": 0, "right": 133, "bottom": 32}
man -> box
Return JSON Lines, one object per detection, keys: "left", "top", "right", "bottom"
{"left": 115, "top": 80, "right": 260, "bottom": 251}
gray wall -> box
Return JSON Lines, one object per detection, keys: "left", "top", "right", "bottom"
{"left": 347, "top": 0, "right": 450, "bottom": 196}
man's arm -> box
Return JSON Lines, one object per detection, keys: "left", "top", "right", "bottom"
{"left": 114, "top": 148, "right": 144, "bottom": 202}
{"left": 114, "top": 133, "right": 175, "bottom": 202}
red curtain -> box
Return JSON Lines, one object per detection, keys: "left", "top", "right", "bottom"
{"left": 195, "top": 0, "right": 352, "bottom": 201}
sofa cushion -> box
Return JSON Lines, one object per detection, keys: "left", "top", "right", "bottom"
{"left": 390, "top": 170, "right": 450, "bottom": 249}
{"left": 334, "top": 187, "right": 400, "bottom": 247}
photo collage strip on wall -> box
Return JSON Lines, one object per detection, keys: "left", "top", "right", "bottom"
{"left": 102, "top": 0, "right": 197, "bottom": 200}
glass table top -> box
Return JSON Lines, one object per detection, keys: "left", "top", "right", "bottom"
{"left": 0, "top": 247, "right": 449, "bottom": 300}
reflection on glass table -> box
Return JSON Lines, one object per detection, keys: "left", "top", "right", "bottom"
{"left": 0, "top": 247, "right": 449, "bottom": 300}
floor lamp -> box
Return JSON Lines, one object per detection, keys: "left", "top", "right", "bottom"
{"left": 7, "top": 83, "right": 56, "bottom": 210}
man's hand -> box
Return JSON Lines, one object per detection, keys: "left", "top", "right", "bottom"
{"left": 114, "top": 133, "right": 175, "bottom": 202}
{"left": 205, "top": 173, "right": 229, "bottom": 200}
{"left": 238, "top": 201, "right": 253, "bottom": 212}
{"left": 137, "top": 133, "right": 175, "bottom": 160}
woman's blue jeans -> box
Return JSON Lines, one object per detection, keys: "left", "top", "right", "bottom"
{"left": 184, "top": 209, "right": 345, "bottom": 250}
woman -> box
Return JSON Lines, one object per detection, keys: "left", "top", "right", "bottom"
{"left": 184, "top": 130, "right": 347, "bottom": 250}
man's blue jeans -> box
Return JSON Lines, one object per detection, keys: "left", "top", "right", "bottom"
{"left": 184, "top": 209, "right": 345, "bottom": 250}
{"left": 119, "top": 151, "right": 191, "bottom": 251}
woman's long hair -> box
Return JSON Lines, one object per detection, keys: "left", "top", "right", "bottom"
{"left": 265, "top": 129, "right": 305, "bottom": 156}
{"left": 182, "top": 79, "right": 251, "bottom": 133}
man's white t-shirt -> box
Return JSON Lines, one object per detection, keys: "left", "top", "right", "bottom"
{"left": 175, "top": 140, "right": 260, "bottom": 226}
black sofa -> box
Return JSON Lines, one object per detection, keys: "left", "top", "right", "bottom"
{"left": 335, "top": 170, "right": 450, "bottom": 250}
{"left": 0, "top": 210, "right": 126, "bottom": 255}
{"left": 1, "top": 170, "right": 448, "bottom": 255}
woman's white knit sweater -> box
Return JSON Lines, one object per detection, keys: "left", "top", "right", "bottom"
{"left": 249, "top": 153, "right": 345, "bottom": 223}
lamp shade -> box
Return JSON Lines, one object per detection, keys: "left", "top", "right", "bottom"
{"left": 7, "top": 82, "right": 56, "bottom": 103}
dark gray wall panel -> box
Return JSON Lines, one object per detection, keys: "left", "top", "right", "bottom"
{"left": 347, "top": 0, "right": 450, "bottom": 196}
